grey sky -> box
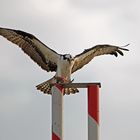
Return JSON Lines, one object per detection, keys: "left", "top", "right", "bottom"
{"left": 0, "top": 0, "right": 140, "bottom": 140}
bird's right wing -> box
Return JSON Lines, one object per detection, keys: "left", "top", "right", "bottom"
{"left": 72, "top": 44, "right": 129, "bottom": 73}
{"left": 0, "top": 27, "right": 60, "bottom": 72}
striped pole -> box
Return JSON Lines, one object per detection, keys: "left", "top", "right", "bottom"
{"left": 88, "top": 85, "right": 99, "bottom": 140}
{"left": 51, "top": 85, "right": 64, "bottom": 140}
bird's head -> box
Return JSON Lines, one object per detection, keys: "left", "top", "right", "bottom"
{"left": 61, "top": 54, "right": 74, "bottom": 62}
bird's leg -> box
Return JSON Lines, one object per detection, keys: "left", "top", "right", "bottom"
{"left": 55, "top": 76, "right": 66, "bottom": 83}
{"left": 55, "top": 76, "right": 74, "bottom": 84}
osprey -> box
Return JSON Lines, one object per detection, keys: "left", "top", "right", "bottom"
{"left": 0, "top": 27, "right": 129, "bottom": 95}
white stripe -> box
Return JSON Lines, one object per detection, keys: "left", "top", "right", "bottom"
{"left": 88, "top": 115, "right": 99, "bottom": 140}
{"left": 52, "top": 86, "right": 63, "bottom": 140}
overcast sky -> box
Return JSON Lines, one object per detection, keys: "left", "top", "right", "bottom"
{"left": 0, "top": 0, "right": 140, "bottom": 140}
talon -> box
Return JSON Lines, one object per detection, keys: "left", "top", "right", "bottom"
{"left": 70, "top": 79, "right": 74, "bottom": 83}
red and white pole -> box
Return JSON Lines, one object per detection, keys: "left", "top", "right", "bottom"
{"left": 88, "top": 85, "right": 99, "bottom": 140}
{"left": 51, "top": 85, "right": 64, "bottom": 140}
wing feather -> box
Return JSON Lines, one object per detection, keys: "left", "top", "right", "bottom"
{"left": 72, "top": 44, "right": 129, "bottom": 73}
{"left": 0, "top": 27, "right": 59, "bottom": 72}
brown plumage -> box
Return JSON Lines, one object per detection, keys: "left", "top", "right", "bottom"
{"left": 72, "top": 44, "right": 129, "bottom": 73}
{"left": 0, "top": 27, "right": 129, "bottom": 95}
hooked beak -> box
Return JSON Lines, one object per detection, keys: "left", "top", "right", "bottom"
{"left": 68, "top": 57, "right": 74, "bottom": 63}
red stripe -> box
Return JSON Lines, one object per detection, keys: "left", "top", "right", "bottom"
{"left": 52, "top": 132, "right": 60, "bottom": 140}
{"left": 88, "top": 85, "right": 99, "bottom": 124}
{"left": 55, "top": 84, "right": 63, "bottom": 94}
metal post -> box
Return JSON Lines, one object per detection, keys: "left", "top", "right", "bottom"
{"left": 88, "top": 85, "right": 99, "bottom": 140}
{"left": 52, "top": 85, "right": 64, "bottom": 140}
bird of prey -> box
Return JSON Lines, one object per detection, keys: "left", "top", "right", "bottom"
{"left": 0, "top": 27, "right": 129, "bottom": 95}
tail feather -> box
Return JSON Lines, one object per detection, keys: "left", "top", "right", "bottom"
{"left": 36, "top": 77, "right": 79, "bottom": 95}
{"left": 64, "top": 88, "right": 79, "bottom": 95}
{"left": 36, "top": 80, "right": 53, "bottom": 94}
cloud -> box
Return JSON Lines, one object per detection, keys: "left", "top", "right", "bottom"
{"left": 68, "top": 0, "right": 134, "bottom": 11}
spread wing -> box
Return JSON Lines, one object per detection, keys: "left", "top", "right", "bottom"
{"left": 72, "top": 44, "right": 129, "bottom": 73}
{"left": 0, "top": 27, "right": 60, "bottom": 72}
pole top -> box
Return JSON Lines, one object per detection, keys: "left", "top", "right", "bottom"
{"left": 54, "top": 82, "right": 101, "bottom": 88}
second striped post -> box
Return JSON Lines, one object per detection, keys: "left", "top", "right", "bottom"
{"left": 88, "top": 85, "right": 99, "bottom": 140}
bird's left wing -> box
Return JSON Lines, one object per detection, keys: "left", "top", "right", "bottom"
{"left": 0, "top": 27, "right": 60, "bottom": 72}
{"left": 72, "top": 44, "right": 129, "bottom": 73}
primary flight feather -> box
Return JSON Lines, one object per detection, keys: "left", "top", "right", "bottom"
{"left": 0, "top": 27, "right": 129, "bottom": 95}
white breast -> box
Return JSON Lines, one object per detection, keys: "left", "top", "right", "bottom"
{"left": 56, "top": 58, "right": 74, "bottom": 80}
